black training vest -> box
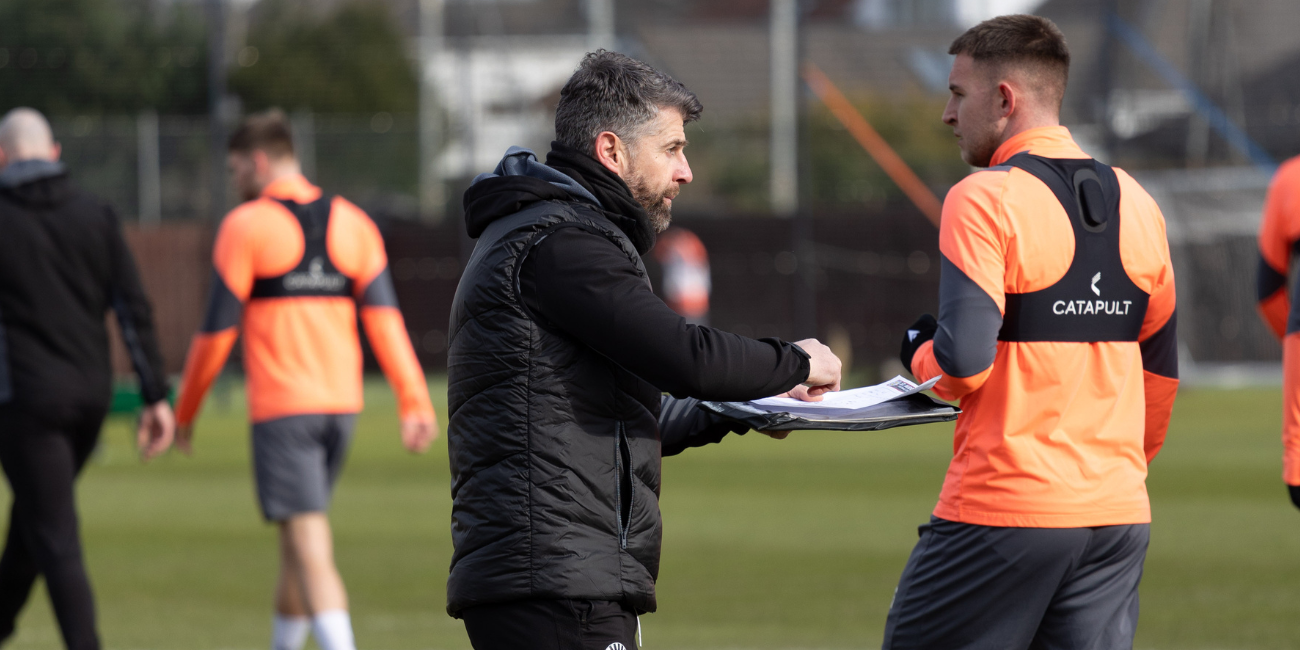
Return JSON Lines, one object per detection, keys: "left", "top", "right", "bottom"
{"left": 248, "top": 196, "right": 354, "bottom": 300}
{"left": 997, "top": 154, "right": 1149, "bottom": 342}
{"left": 445, "top": 200, "right": 665, "bottom": 617}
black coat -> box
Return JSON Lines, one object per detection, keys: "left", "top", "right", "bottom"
{"left": 0, "top": 161, "right": 167, "bottom": 414}
{"left": 445, "top": 144, "right": 808, "bottom": 615}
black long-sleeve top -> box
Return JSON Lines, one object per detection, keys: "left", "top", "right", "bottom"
{"left": 0, "top": 162, "right": 168, "bottom": 413}
{"left": 519, "top": 227, "right": 809, "bottom": 453}
{"left": 520, "top": 227, "right": 809, "bottom": 401}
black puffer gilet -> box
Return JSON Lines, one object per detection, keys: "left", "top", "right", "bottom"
{"left": 446, "top": 199, "right": 664, "bottom": 616}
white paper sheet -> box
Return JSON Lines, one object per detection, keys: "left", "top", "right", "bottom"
{"left": 748, "top": 375, "right": 940, "bottom": 415}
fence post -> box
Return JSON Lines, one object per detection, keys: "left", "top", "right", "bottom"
{"left": 585, "top": 0, "right": 615, "bottom": 51}
{"left": 207, "top": 0, "right": 228, "bottom": 223}
{"left": 137, "top": 110, "right": 161, "bottom": 228}
{"left": 770, "top": 0, "right": 799, "bottom": 218}
{"left": 291, "top": 111, "right": 316, "bottom": 182}
{"left": 419, "top": 0, "right": 446, "bottom": 223}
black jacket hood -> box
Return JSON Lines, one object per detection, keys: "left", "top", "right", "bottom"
{"left": 0, "top": 160, "right": 71, "bottom": 208}
{"left": 463, "top": 142, "right": 656, "bottom": 254}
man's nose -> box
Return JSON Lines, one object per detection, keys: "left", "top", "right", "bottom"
{"left": 676, "top": 156, "right": 693, "bottom": 185}
{"left": 942, "top": 102, "right": 958, "bottom": 126}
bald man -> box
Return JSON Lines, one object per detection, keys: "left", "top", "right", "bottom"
{"left": 0, "top": 108, "right": 174, "bottom": 650}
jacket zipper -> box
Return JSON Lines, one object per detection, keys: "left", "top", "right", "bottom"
{"left": 616, "top": 421, "right": 633, "bottom": 549}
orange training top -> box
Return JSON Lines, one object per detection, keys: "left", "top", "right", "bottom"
{"left": 175, "top": 174, "right": 433, "bottom": 425}
{"left": 910, "top": 126, "right": 1179, "bottom": 528}
{"left": 653, "top": 227, "right": 711, "bottom": 318}
{"left": 1255, "top": 155, "right": 1300, "bottom": 485}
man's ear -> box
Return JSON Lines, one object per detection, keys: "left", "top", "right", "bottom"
{"left": 49, "top": 142, "right": 61, "bottom": 163}
{"left": 592, "top": 131, "right": 627, "bottom": 178}
{"left": 252, "top": 149, "right": 272, "bottom": 177}
{"left": 997, "top": 81, "right": 1017, "bottom": 120}
{"left": 0, "top": 147, "right": 7, "bottom": 169}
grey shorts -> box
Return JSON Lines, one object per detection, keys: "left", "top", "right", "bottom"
{"left": 251, "top": 413, "right": 356, "bottom": 522}
{"left": 882, "top": 516, "right": 1149, "bottom": 650}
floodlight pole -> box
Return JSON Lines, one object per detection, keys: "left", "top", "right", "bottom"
{"left": 419, "top": 0, "right": 447, "bottom": 223}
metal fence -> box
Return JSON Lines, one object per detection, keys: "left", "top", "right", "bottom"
{"left": 51, "top": 112, "right": 422, "bottom": 224}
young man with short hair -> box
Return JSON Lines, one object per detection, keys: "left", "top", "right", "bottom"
{"left": 174, "top": 110, "right": 437, "bottom": 650}
{"left": 890, "top": 15, "right": 1178, "bottom": 648}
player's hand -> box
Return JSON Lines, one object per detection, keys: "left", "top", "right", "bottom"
{"left": 175, "top": 424, "right": 194, "bottom": 456}
{"left": 793, "top": 338, "right": 842, "bottom": 397}
{"left": 899, "top": 314, "right": 938, "bottom": 374}
{"left": 401, "top": 415, "right": 439, "bottom": 454}
{"left": 761, "top": 430, "right": 791, "bottom": 440}
{"left": 137, "top": 401, "right": 176, "bottom": 461}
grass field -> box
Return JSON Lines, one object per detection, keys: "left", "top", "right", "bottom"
{"left": 3, "top": 379, "right": 1299, "bottom": 649}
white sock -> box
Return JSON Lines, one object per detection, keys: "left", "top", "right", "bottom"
{"left": 311, "top": 609, "right": 357, "bottom": 650}
{"left": 272, "top": 614, "right": 311, "bottom": 650}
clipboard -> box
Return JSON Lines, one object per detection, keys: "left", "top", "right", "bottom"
{"left": 698, "top": 391, "right": 960, "bottom": 432}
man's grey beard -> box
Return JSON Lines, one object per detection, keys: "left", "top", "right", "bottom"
{"left": 627, "top": 170, "right": 676, "bottom": 234}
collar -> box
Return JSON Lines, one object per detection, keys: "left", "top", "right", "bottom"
{"left": 0, "top": 159, "right": 67, "bottom": 188}
{"left": 544, "top": 142, "right": 657, "bottom": 255}
{"left": 260, "top": 173, "right": 322, "bottom": 203}
{"left": 989, "top": 126, "right": 1089, "bottom": 167}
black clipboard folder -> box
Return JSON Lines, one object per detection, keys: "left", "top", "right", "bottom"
{"left": 698, "top": 392, "right": 961, "bottom": 432}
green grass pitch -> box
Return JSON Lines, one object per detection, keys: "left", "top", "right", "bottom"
{"left": 2, "top": 380, "right": 1298, "bottom": 649}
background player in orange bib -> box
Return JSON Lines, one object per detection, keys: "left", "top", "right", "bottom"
{"left": 888, "top": 16, "right": 1178, "bottom": 649}
{"left": 174, "top": 110, "right": 436, "bottom": 650}
{"left": 1256, "top": 153, "right": 1300, "bottom": 512}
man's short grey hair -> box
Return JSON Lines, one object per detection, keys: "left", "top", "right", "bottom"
{"left": 555, "top": 50, "right": 703, "bottom": 155}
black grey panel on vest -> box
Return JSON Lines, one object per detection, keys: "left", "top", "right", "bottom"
{"left": 935, "top": 254, "right": 1003, "bottom": 379}
{"left": 997, "top": 154, "right": 1149, "bottom": 343}
{"left": 1139, "top": 311, "right": 1178, "bottom": 380}
{"left": 1258, "top": 253, "right": 1287, "bottom": 302}
{"left": 201, "top": 267, "right": 244, "bottom": 333}
{"left": 359, "top": 266, "right": 400, "bottom": 308}
{"left": 249, "top": 196, "right": 355, "bottom": 300}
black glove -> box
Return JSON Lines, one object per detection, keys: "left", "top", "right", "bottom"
{"left": 1289, "top": 484, "right": 1300, "bottom": 511}
{"left": 899, "top": 314, "right": 938, "bottom": 373}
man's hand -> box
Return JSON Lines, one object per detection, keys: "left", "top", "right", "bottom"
{"left": 899, "top": 314, "right": 938, "bottom": 374}
{"left": 760, "top": 385, "right": 828, "bottom": 440}
{"left": 137, "top": 401, "right": 176, "bottom": 461}
{"left": 1289, "top": 484, "right": 1300, "bottom": 511}
{"left": 401, "top": 415, "right": 439, "bottom": 454}
{"left": 777, "top": 384, "right": 824, "bottom": 402}
{"left": 175, "top": 424, "right": 194, "bottom": 456}
{"left": 794, "top": 338, "right": 842, "bottom": 397}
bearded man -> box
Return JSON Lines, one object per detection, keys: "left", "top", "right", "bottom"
{"left": 445, "top": 50, "right": 842, "bottom": 649}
